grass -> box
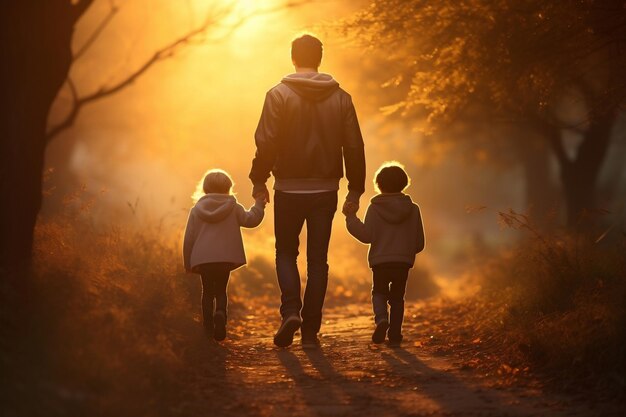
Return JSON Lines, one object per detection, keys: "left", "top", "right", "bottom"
{"left": 2, "top": 213, "right": 198, "bottom": 415}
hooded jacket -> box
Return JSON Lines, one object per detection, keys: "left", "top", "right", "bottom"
{"left": 182, "top": 194, "right": 265, "bottom": 272}
{"left": 346, "top": 193, "right": 425, "bottom": 267}
{"left": 249, "top": 72, "right": 366, "bottom": 201}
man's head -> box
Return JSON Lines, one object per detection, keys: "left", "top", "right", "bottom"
{"left": 291, "top": 34, "right": 323, "bottom": 69}
{"left": 374, "top": 162, "right": 410, "bottom": 194}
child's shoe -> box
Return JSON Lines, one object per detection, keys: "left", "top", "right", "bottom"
{"left": 372, "top": 319, "right": 389, "bottom": 344}
{"left": 214, "top": 311, "right": 226, "bottom": 341}
{"left": 387, "top": 331, "right": 403, "bottom": 347}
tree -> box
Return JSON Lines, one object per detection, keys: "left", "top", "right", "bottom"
{"left": 343, "top": 0, "right": 626, "bottom": 227}
{"left": 0, "top": 0, "right": 307, "bottom": 274}
{"left": 1, "top": 1, "right": 84, "bottom": 276}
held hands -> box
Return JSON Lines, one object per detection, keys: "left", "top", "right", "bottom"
{"left": 252, "top": 185, "right": 270, "bottom": 205}
{"left": 342, "top": 200, "right": 359, "bottom": 216}
{"left": 254, "top": 196, "right": 268, "bottom": 208}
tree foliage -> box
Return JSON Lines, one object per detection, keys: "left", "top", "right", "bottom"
{"left": 343, "top": 0, "right": 626, "bottom": 226}
{"left": 345, "top": 0, "right": 626, "bottom": 130}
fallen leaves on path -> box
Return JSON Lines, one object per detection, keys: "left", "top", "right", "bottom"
{"left": 164, "top": 300, "right": 621, "bottom": 417}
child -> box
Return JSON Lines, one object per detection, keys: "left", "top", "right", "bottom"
{"left": 343, "top": 162, "right": 425, "bottom": 345}
{"left": 183, "top": 169, "right": 266, "bottom": 341}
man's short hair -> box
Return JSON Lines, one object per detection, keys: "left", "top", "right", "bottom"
{"left": 291, "top": 34, "right": 323, "bottom": 68}
{"left": 375, "top": 162, "right": 410, "bottom": 193}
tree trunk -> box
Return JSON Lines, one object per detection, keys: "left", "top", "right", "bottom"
{"left": 519, "top": 135, "right": 557, "bottom": 229}
{"left": 0, "top": 2, "right": 83, "bottom": 275}
{"left": 559, "top": 110, "right": 616, "bottom": 229}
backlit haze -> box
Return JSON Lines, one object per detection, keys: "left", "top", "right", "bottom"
{"left": 44, "top": 0, "right": 548, "bottom": 290}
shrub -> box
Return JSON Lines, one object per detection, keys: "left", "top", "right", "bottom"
{"left": 479, "top": 210, "right": 626, "bottom": 394}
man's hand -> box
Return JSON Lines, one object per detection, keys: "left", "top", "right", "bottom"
{"left": 342, "top": 200, "right": 359, "bottom": 216}
{"left": 252, "top": 185, "right": 270, "bottom": 204}
{"left": 254, "top": 196, "right": 268, "bottom": 208}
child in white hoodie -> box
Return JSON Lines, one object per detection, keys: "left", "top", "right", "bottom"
{"left": 183, "top": 169, "right": 266, "bottom": 341}
{"left": 343, "top": 162, "right": 425, "bottom": 345}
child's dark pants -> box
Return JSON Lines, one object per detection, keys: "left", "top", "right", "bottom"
{"left": 372, "top": 262, "right": 410, "bottom": 339}
{"left": 198, "top": 263, "right": 231, "bottom": 330}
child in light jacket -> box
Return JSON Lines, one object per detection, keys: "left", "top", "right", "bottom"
{"left": 183, "top": 169, "right": 265, "bottom": 341}
{"left": 343, "top": 162, "right": 425, "bottom": 345}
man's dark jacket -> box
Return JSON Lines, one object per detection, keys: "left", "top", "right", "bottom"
{"left": 249, "top": 72, "right": 365, "bottom": 201}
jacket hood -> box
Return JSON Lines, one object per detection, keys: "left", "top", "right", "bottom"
{"left": 193, "top": 194, "right": 236, "bottom": 223}
{"left": 370, "top": 193, "right": 414, "bottom": 224}
{"left": 281, "top": 72, "right": 340, "bottom": 101}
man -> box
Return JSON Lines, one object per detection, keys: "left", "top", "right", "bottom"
{"left": 249, "top": 34, "right": 365, "bottom": 348}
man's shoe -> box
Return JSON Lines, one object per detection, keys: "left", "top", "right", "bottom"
{"left": 273, "top": 314, "right": 301, "bottom": 347}
{"left": 214, "top": 311, "right": 226, "bottom": 341}
{"left": 301, "top": 331, "right": 320, "bottom": 350}
{"left": 372, "top": 319, "right": 389, "bottom": 344}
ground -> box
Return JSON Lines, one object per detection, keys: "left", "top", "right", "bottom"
{"left": 3, "top": 278, "right": 623, "bottom": 417}
{"left": 164, "top": 303, "right": 621, "bottom": 417}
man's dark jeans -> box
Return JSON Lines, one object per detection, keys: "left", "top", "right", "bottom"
{"left": 274, "top": 191, "right": 337, "bottom": 334}
{"left": 372, "top": 262, "right": 410, "bottom": 339}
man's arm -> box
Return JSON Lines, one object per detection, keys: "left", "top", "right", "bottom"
{"left": 249, "top": 90, "right": 281, "bottom": 203}
{"left": 342, "top": 95, "right": 366, "bottom": 205}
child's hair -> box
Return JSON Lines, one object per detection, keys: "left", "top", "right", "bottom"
{"left": 374, "top": 161, "right": 410, "bottom": 193}
{"left": 193, "top": 169, "right": 233, "bottom": 201}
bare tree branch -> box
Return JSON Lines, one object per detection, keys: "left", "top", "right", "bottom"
{"left": 72, "top": 0, "right": 96, "bottom": 24}
{"left": 47, "top": 78, "right": 81, "bottom": 140}
{"left": 47, "top": 0, "right": 312, "bottom": 142}
{"left": 67, "top": 77, "right": 78, "bottom": 103}
{"left": 74, "top": 1, "right": 119, "bottom": 61}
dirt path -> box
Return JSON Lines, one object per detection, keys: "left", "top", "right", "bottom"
{"left": 166, "top": 303, "right": 620, "bottom": 417}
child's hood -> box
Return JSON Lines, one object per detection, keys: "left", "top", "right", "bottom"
{"left": 192, "top": 194, "right": 236, "bottom": 223}
{"left": 370, "top": 193, "right": 415, "bottom": 224}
